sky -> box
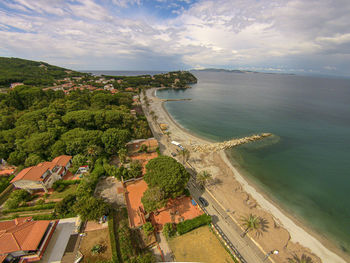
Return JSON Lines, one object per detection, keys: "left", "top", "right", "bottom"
{"left": 0, "top": 0, "right": 350, "bottom": 76}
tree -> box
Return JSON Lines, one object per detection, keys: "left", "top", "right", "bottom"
{"left": 72, "top": 154, "right": 87, "bottom": 170}
{"left": 74, "top": 196, "right": 108, "bottom": 221}
{"left": 163, "top": 223, "right": 176, "bottom": 239}
{"left": 288, "top": 254, "right": 313, "bottom": 263}
{"left": 7, "top": 151, "right": 26, "bottom": 165}
{"left": 24, "top": 153, "right": 44, "bottom": 167}
{"left": 240, "top": 214, "right": 262, "bottom": 237}
{"left": 118, "top": 148, "right": 127, "bottom": 164}
{"left": 142, "top": 222, "right": 154, "bottom": 236}
{"left": 196, "top": 170, "right": 212, "bottom": 187}
{"left": 126, "top": 161, "right": 142, "bottom": 179}
{"left": 141, "top": 187, "right": 167, "bottom": 212}
{"left": 55, "top": 194, "right": 77, "bottom": 217}
{"left": 5, "top": 189, "right": 31, "bottom": 209}
{"left": 86, "top": 144, "right": 102, "bottom": 158}
{"left": 179, "top": 148, "right": 190, "bottom": 165}
{"left": 144, "top": 156, "right": 190, "bottom": 198}
{"left": 101, "top": 128, "right": 130, "bottom": 155}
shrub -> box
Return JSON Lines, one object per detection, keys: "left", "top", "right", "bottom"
{"left": 36, "top": 198, "right": 45, "bottom": 205}
{"left": 91, "top": 244, "right": 103, "bottom": 254}
{"left": 55, "top": 194, "right": 76, "bottom": 217}
{"left": 52, "top": 179, "right": 80, "bottom": 190}
{"left": 108, "top": 210, "right": 119, "bottom": 263}
{"left": 163, "top": 223, "right": 176, "bottom": 239}
{"left": 142, "top": 222, "right": 154, "bottom": 236}
{"left": 5, "top": 189, "right": 31, "bottom": 209}
{"left": 177, "top": 214, "right": 212, "bottom": 235}
{"left": 2, "top": 202, "right": 56, "bottom": 214}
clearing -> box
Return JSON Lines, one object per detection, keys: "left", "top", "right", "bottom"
{"left": 168, "top": 226, "right": 234, "bottom": 263}
{"left": 79, "top": 228, "right": 112, "bottom": 262}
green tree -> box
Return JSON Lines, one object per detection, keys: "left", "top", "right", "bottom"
{"left": 8, "top": 151, "right": 26, "bottom": 165}
{"left": 24, "top": 153, "right": 44, "bottom": 167}
{"left": 5, "top": 189, "right": 31, "bottom": 209}
{"left": 141, "top": 187, "right": 167, "bottom": 212}
{"left": 288, "top": 254, "right": 313, "bottom": 263}
{"left": 118, "top": 148, "right": 127, "bottom": 164}
{"left": 127, "top": 161, "right": 142, "bottom": 179}
{"left": 144, "top": 156, "right": 190, "bottom": 198}
{"left": 196, "top": 170, "right": 212, "bottom": 187}
{"left": 240, "top": 214, "right": 263, "bottom": 237}
{"left": 101, "top": 128, "right": 130, "bottom": 155}
{"left": 72, "top": 154, "right": 87, "bottom": 170}
{"left": 55, "top": 194, "right": 77, "bottom": 217}
{"left": 142, "top": 222, "right": 154, "bottom": 236}
{"left": 163, "top": 223, "right": 176, "bottom": 239}
{"left": 74, "top": 196, "right": 108, "bottom": 221}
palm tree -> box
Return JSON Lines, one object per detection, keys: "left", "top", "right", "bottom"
{"left": 179, "top": 148, "right": 190, "bottom": 164}
{"left": 86, "top": 145, "right": 101, "bottom": 158}
{"left": 240, "top": 214, "right": 262, "bottom": 237}
{"left": 196, "top": 170, "right": 212, "bottom": 187}
{"left": 287, "top": 254, "right": 313, "bottom": 263}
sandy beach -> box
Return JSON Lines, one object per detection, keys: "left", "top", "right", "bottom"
{"left": 144, "top": 88, "right": 349, "bottom": 263}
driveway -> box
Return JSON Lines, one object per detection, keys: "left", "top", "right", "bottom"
{"left": 39, "top": 218, "right": 77, "bottom": 263}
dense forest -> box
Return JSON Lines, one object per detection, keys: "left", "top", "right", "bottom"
{"left": 0, "top": 86, "right": 151, "bottom": 166}
{"left": 0, "top": 57, "right": 85, "bottom": 88}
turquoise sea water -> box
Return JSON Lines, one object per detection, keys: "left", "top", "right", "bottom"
{"left": 156, "top": 71, "right": 350, "bottom": 254}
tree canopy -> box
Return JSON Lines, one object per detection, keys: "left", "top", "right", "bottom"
{"left": 144, "top": 155, "right": 190, "bottom": 198}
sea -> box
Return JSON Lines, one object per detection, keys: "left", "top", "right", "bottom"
{"left": 87, "top": 70, "right": 350, "bottom": 255}
{"left": 156, "top": 71, "right": 350, "bottom": 255}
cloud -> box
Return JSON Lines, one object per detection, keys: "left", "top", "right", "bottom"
{"left": 0, "top": 0, "right": 349, "bottom": 75}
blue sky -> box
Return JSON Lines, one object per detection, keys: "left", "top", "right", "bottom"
{"left": 0, "top": 0, "right": 350, "bottom": 76}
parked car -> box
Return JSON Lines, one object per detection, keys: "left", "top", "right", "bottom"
{"left": 198, "top": 197, "right": 209, "bottom": 207}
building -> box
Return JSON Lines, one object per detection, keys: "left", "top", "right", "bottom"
{"left": 11, "top": 155, "right": 72, "bottom": 193}
{"left": 0, "top": 217, "right": 58, "bottom": 262}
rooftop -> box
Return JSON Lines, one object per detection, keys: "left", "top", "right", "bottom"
{"left": 0, "top": 217, "right": 54, "bottom": 255}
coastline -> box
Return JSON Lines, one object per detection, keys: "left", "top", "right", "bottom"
{"left": 147, "top": 87, "right": 348, "bottom": 263}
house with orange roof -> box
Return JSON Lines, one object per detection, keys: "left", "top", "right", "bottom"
{"left": 0, "top": 217, "right": 58, "bottom": 262}
{"left": 11, "top": 155, "right": 72, "bottom": 193}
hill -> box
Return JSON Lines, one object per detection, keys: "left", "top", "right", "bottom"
{"left": 0, "top": 57, "right": 85, "bottom": 88}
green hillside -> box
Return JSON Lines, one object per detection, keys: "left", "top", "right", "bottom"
{"left": 0, "top": 57, "right": 84, "bottom": 88}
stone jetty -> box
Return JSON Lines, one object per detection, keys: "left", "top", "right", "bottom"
{"left": 189, "top": 133, "right": 272, "bottom": 153}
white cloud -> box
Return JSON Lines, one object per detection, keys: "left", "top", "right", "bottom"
{"left": 0, "top": 0, "right": 350, "bottom": 75}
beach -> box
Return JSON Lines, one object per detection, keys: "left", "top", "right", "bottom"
{"left": 144, "top": 87, "right": 349, "bottom": 263}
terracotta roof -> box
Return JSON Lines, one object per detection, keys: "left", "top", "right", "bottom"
{"left": 0, "top": 218, "right": 52, "bottom": 254}
{"left": 10, "top": 166, "right": 49, "bottom": 183}
{"left": 10, "top": 155, "right": 71, "bottom": 183}
{"left": 0, "top": 169, "right": 15, "bottom": 176}
{"left": 51, "top": 155, "right": 72, "bottom": 167}
{"left": 0, "top": 254, "right": 7, "bottom": 263}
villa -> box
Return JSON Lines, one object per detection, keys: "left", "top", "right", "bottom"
{"left": 0, "top": 217, "right": 58, "bottom": 262}
{"left": 11, "top": 155, "right": 72, "bottom": 193}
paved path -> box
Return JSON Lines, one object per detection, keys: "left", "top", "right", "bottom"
{"left": 157, "top": 232, "right": 174, "bottom": 262}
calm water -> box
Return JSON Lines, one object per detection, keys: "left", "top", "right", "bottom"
{"left": 156, "top": 71, "right": 350, "bottom": 253}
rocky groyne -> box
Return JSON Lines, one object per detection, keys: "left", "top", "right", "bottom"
{"left": 189, "top": 133, "right": 272, "bottom": 152}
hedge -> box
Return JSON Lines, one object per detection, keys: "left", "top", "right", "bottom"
{"left": 52, "top": 179, "right": 80, "bottom": 189}
{"left": 108, "top": 210, "right": 120, "bottom": 263}
{"left": 2, "top": 202, "right": 56, "bottom": 214}
{"left": 32, "top": 212, "right": 76, "bottom": 220}
{"left": 177, "top": 214, "right": 212, "bottom": 235}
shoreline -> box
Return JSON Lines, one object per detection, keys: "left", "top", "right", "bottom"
{"left": 149, "top": 88, "right": 348, "bottom": 263}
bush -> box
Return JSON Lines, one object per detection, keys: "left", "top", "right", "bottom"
{"left": 142, "top": 222, "right": 154, "bottom": 236}
{"left": 91, "top": 244, "right": 103, "bottom": 254}
{"left": 177, "top": 214, "right": 212, "bottom": 235}
{"left": 52, "top": 179, "right": 80, "bottom": 190}
{"left": 108, "top": 210, "right": 119, "bottom": 263}
{"left": 55, "top": 194, "right": 76, "bottom": 217}
{"left": 163, "top": 223, "right": 176, "bottom": 239}
{"left": 5, "top": 189, "right": 31, "bottom": 209}
{"left": 36, "top": 198, "right": 45, "bottom": 205}
{"left": 32, "top": 214, "right": 55, "bottom": 220}
{"left": 2, "top": 202, "right": 56, "bottom": 214}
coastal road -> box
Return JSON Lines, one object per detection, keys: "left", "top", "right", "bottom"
{"left": 188, "top": 179, "right": 267, "bottom": 263}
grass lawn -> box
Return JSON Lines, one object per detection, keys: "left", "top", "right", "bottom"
{"left": 80, "top": 228, "right": 112, "bottom": 263}
{"left": 48, "top": 184, "right": 78, "bottom": 200}
{"left": 168, "top": 226, "right": 234, "bottom": 263}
